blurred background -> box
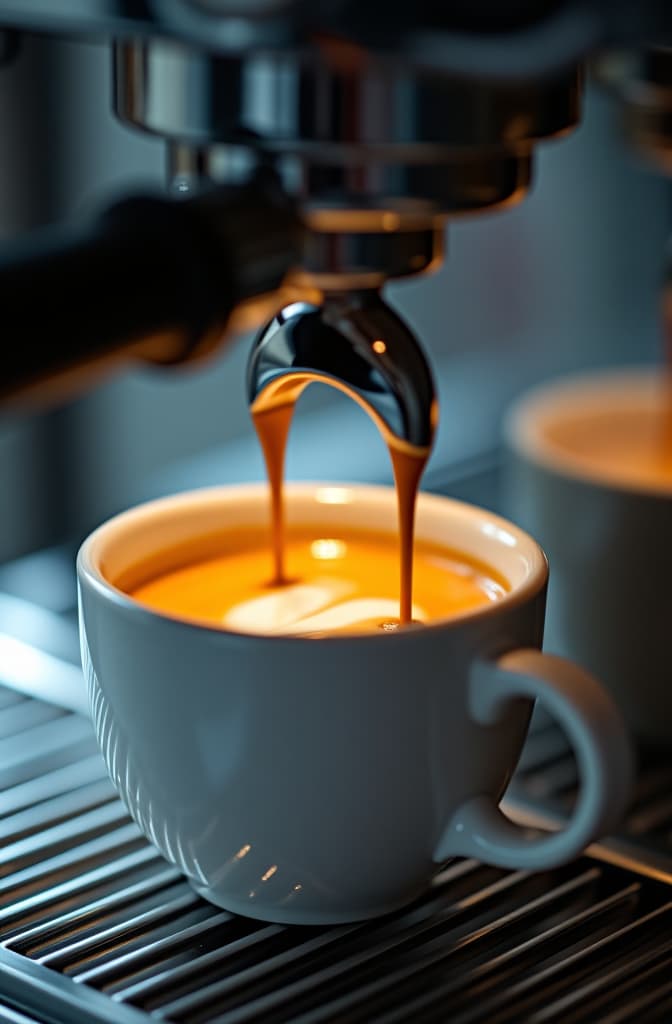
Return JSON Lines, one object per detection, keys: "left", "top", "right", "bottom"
{"left": 0, "top": 33, "right": 669, "bottom": 569}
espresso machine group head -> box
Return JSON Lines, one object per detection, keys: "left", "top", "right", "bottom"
{"left": 113, "top": 17, "right": 579, "bottom": 435}
{"left": 0, "top": 1, "right": 671, "bottom": 407}
{"left": 115, "top": 27, "right": 582, "bottom": 284}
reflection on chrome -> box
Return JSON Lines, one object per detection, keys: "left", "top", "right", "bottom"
{"left": 315, "top": 486, "right": 353, "bottom": 505}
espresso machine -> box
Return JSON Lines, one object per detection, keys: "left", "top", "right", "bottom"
{"left": 0, "top": 1, "right": 669, "bottom": 410}
{"left": 1, "top": 4, "right": 672, "bottom": 1023}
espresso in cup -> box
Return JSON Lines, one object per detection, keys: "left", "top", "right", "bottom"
{"left": 125, "top": 526, "right": 508, "bottom": 636}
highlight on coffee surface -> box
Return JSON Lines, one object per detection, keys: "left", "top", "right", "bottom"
{"left": 127, "top": 526, "right": 508, "bottom": 637}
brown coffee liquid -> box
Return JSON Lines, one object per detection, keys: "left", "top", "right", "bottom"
{"left": 253, "top": 403, "right": 294, "bottom": 585}
{"left": 389, "top": 445, "right": 427, "bottom": 623}
{"left": 128, "top": 526, "right": 508, "bottom": 636}
{"left": 252, "top": 391, "right": 430, "bottom": 626}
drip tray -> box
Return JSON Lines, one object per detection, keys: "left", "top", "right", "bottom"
{"left": 0, "top": 683, "right": 671, "bottom": 1023}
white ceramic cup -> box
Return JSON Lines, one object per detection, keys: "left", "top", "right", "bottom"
{"left": 77, "top": 483, "right": 632, "bottom": 925}
{"left": 504, "top": 367, "right": 672, "bottom": 746}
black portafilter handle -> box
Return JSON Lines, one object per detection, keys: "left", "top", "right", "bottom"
{"left": 0, "top": 174, "right": 302, "bottom": 406}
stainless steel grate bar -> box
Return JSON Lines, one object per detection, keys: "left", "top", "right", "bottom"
{"left": 429, "top": 859, "right": 482, "bottom": 888}
{"left": 597, "top": 979, "right": 672, "bottom": 1024}
{"left": 0, "top": 846, "right": 163, "bottom": 935}
{"left": 0, "top": 822, "right": 144, "bottom": 900}
{"left": 284, "top": 869, "right": 625, "bottom": 1024}
{"left": 107, "top": 874, "right": 493, "bottom": 1007}
{"left": 110, "top": 923, "right": 290, "bottom": 1002}
{"left": 0, "top": 690, "right": 26, "bottom": 710}
{"left": 446, "top": 901, "right": 672, "bottom": 1024}
{"left": 35, "top": 886, "right": 201, "bottom": 968}
{"left": 0, "top": 801, "right": 133, "bottom": 875}
{"left": 0, "top": 946, "right": 151, "bottom": 1024}
{"left": 109, "top": 866, "right": 491, "bottom": 1004}
{"left": 213, "top": 868, "right": 614, "bottom": 1024}
{"left": 0, "top": 756, "right": 109, "bottom": 819}
{"left": 67, "top": 913, "right": 251, "bottom": 985}
{"left": 79, "top": 913, "right": 246, "bottom": 991}
{"left": 0, "top": 780, "right": 118, "bottom": 846}
{"left": 0, "top": 702, "right": 65, "bottom": 741}
{"left": 0, "top": 718, "right": 98, "bottom": 792}
{"left": 0, "top": 1005, "right": 46, "bottom": 1024}
{"left": 73, "top": 909, "right": 235, "bottom": 988}
{"left": 0, "top": 632, "right": 87, "bottom": 715}
{"left": 151, "top": 871, "right": 540, "bottom": 1020}
{"left": 533, "top": 942, "right": 672, "bottom": 1022}
{"left": 0, "top": 717, "right": 93, "bottom": 773}
{"left": 152, "top": 925, "right": 362, "bottom": 1019}
{"left": 5, "top": 866, "right": 183, "bottom": 954}
{"left": 503, "top": 793, "right": 672, "bottom": 886}
{"left": 61, "top": 903, "right": 226, "bottom": 983}
{"left": 360, "top": 882, "right": 643, "bottom": 1024}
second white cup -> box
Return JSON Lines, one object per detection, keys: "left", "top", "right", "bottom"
{"left": 505, "top": 367, "right": 672, "bottom": 746}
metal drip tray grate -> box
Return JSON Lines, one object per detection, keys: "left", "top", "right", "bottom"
{"left": 0, "top": 682, "right": 671, "bottom": 1023}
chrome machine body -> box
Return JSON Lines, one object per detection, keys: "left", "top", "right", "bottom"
{"left": 0, "top": 1, "right": 670, "bottom": 415}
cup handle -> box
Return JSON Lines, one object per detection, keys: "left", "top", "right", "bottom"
{"left": 434, "top": 649, "right": 634, "bottom": 870}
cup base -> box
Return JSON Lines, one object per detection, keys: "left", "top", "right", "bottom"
{"left": 190, "top": 880, "right": 423, "bottom": 925}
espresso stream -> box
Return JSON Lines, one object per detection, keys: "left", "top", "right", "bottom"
{"left": 128, "top": 374, "right": 511, "bottom": 635}
{"left": 252, "top": 398, "right": 428, "bottom": 626}
{"left": 129, "top": 528, "right": 506, "bottom": 636}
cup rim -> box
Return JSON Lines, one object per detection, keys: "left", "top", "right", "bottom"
{"left": 504, "top": 365, "right": 672, "bottom": 498}
{"left": 77, "top": 482, "right": 548, "bottom": 645}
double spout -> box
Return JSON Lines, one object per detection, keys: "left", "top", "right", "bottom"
{"left": 247, "top": 290, "right": 437, "bottom": 454}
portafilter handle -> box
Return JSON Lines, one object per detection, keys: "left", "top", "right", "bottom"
{"left": 0, "top": 172, "right": 301, "bottom": 407}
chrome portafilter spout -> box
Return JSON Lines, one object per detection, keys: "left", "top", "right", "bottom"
{"left": 247, "top": 290, "right": 437, "bottom": 621}
{"left": 247, "top": 290, "right": 437, "bottom": 450}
